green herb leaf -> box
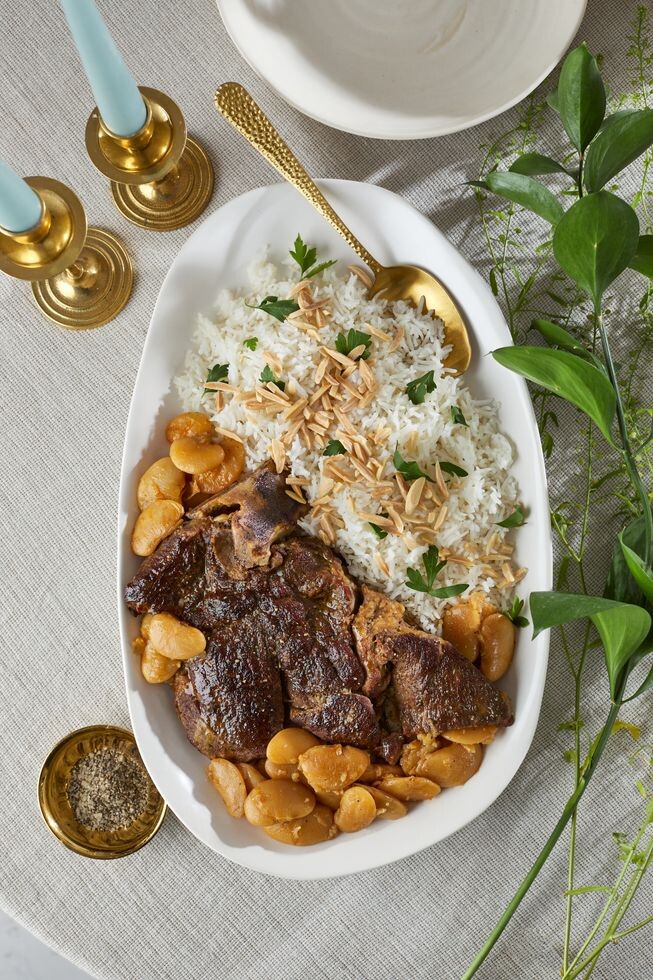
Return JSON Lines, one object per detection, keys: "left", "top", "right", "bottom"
{"left": 289, "top": 234, "right": 317, "bottom": 276}
{"left": 552, "top": 191, "right": 640, "bottom": 307}
{"left": 259, "top": 364, "right": 285, "bottom": 391}
{"left": 530, "top": 591, "right": 651, "bottom": 700}
{"left": 531, "top": 318, "right": 585, "bottom": 353}
{"left": 405, "top": 567, "right": 433, "bottom": 593}
{"left": 406, "top": 371, "right": 436, "bottom": 405}
{"left": 504, "top": 596, "right": 529, "bottom": 628}
{"left": 393, "top": 448, "right": 432, "bottom": 482}
{"left": 584, "top": 108, "right": 653, "bottom": 192}
{"left": 492, "top": 346, "right": 616, "bottom": 446}
{"left": 450, "top": 405, "right": 468, "bottom": 426}
{"left": 482, "top": 171, "right": 564, "bottom": 226}
{"left": 557, "top": 43, "right": 606, "bottom": 152}
{"left": 289, "top": 234, "right": 337, "bottom": 279}
{"left": 369, "top": 522, "right": 388, "bottom": 540}
{"left": 497, "top": 505, "right": 526, "bottom": 528}
{"left": 605, "top": 512, "right": 650, "bottom": 606}
{"left": 439, "top": 461, "right": 468, "bottom": 478}
{"left": 509, "top": 153, "right": 570, "bottom": 177}
{"left": 619, "top": 534, "right": 653, "bottom": 605}
{"left": 323, "top": 439, "right": 346, "bottom": 457}
{"left": 422, "top": 545, "right": 447, "bottom": 588}
{"left": 428, "top": 584, "right": 470, "bottom": 599}
{"left": 305, "top": 259, "right": 337, "bottom": 279}
{"left": 629, "top": 235, "right": 653, "bottom": 279}
{"left": 243, "top": 337, "right": 258, "bottom": 351}
{"left": 247, "top": 295, "right": 300, "bottom": 322}
{"left": 335, "top": 328, "right": 372, "bottom": 360}
{"left": 203, "top": 362, "right": 228, "bottom": 395}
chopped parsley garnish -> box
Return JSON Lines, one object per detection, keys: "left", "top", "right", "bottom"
{"left": 497, "top": 505, "right": 526, "bottom": 528}
{"left": 203, "top": 362, "right": 228, "bottom": 396}
{"left": 335, "top": 328, "right": 372, "bottom": 360}
{"left": 439, "top": 461, "right": 468, "bottom": 478}
{"left": 405, "top": 545, "right": 468, "bottom": 599}
{"left": 243, "top": 337, "right": 258, "bottom": 351}
{"left": 260, "top": 364, "right": 285, "bottom": 391}
{"left": 246, "top": 295, "right": 299, "bottom": 322}
{"left": 289, "top": 233, "right": 337, "bottom": 279}
{"left": 323, "top": 439, "right": 347, "bottom": 457}
{"left": 504, "top": 596, "right": 529, "bottom": 628}
{"left": 406, "top": 371, "right": 436, "bottom": 405}
{"left": 451, "top": 405, "right": 468, "bottom": 426}
{"left": 393, "top": 447, "right": 432, "bottom": 482}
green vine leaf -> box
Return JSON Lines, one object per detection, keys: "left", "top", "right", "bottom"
{"left": 552, "top": 191, "right": 640, "bottom": 307}
{"left": 492, "top": 346, "right": 617, "bottom": 445}
{"left": 557, "top": 43, "right": 606, "bottom": 152}
{"left": 619, "top": 534, "right": 653, "bottom": 604}
{"left": 531, "top": 318, "right": 585, "bottom": 353}
{"left": 605, "top": 513, "right": 650, "bottom": 607}
{"left": 509, "top": 153, "right": 570, "bottom": 176}
{"left": 629, "top": 235, "right": 653, "bottom": 279}
{"left": 481, "top": 171, "right": 564, "bottom": 226}
{"left": 530, "top": 591, "right": 651, "bottom": 700}
{"left": 584, "top": 108, "right": 653, "bottom": 192}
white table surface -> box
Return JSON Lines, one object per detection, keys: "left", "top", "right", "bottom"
{"left": 1, "top": 1, "right": 651, "bottom": 978}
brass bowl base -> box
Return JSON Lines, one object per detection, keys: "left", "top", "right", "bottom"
{"left": 32, "top": 227, "right": 133, "bottom": 330}
{"left": 110, "top": 137, "right": 214, "bottom": 231}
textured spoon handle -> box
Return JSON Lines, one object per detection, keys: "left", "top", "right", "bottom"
{"left": 215, "top": 83, "right": 382, "bottom": 274}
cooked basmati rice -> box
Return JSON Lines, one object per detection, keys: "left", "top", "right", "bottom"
{"left": 175, "top": 254, "right": 522, "bottom": 631}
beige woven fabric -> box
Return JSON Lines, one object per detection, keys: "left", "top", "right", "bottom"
{"left": 1, "top": 1, "right": 651, "bottom": 978}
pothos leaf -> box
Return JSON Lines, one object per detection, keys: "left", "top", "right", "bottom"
{"left": 584, "top": 108, "right": 653, "bottom": 192}
{"left": 629, "top": 235, "right": 653, "bottom": 279}
{"left": 619, "top": 535, "right": 653, "bottom": 604}
{"left": 552, "top": 191, "right": 640, "bottom": 307}
{"left": 492, "top": 345, "right": 617, "bottom": 446}
{"left": 530, "top": 591, "right": 651, "bottom": 700}
{"left": 557, "top": 43, "right": 606, "bottom": 152}
{"left": 605, "top": 514, "right": 648, "bottom": 606}
{"left": 531, "top": 318, "right": 585, "bottom": 353}
{"left": 482, "top": 171, "right": 564, "bottom": 226}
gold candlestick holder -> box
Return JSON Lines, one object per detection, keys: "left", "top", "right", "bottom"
{"left": 85, "top": 86, "right": 214, "bottom": 231}
{"left": 0, "top": 177, "right": 132, "bottom": 330}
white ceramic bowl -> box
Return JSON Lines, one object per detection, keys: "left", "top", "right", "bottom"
{"left": 217, "top": 0, "right": 587, "bottom": 139}
{"left": 118, "top": 180, "right": 552, "bottom": 878}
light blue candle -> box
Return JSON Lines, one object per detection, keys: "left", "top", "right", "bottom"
{"left": 60, "top": 0, "right": 147, "bottom": 137}
{"left": 0, "top": 162, "right": 43, "bottom": 233}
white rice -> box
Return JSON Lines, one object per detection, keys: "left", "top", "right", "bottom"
{"left": 175, "top": 254, "right": 521, "bottom": 631}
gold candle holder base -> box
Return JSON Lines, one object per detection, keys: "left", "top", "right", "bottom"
{"left": 85, "top": 87, "right": 214, "bottom": 231}
{"left": 0, "top": 177, "right": 132, "bottom": 330}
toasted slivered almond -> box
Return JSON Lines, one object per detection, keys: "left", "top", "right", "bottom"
{"left": 340, "top": 377, "right": 363, "bottom": 400}
{"left": 350, "top": 458, "right": 376, "bottom": 482}
{"left": 261, "top": 350, "right": 283, "bottom": 373}
{"left": 387, "top": 326, "right": 405, "bottom": 353}
{"left": 285, "top": 489, "right": 306, "bottom": 504}
{"left": 357, "top": 512, "right": 393, "bottom": 529}
{"left": 325, "top": 463, "right": 354, "bottom": 484}
{"left": 375, "top": 552, "right": 390, "bottom": 577}
{"left": 342, "top": 363, "right": 359, "bottom": 379}
{"left": 434, "top": 462, "right": 449, "bottom": 500}
{"left": 214, "top": 391, "right": 223, "bottom": 412}
{"left": 283, "top": 417, "right": 304, "bottom": 446}
{"left": 283, "top": 397, "right": 308, "bottom": 421}
{"left": 365, "top": 322, "right": 392, "bottom": 342}
{"left": 307, "top": 422, "right": 328, "bottom": 438}
{"left": 386, "top": 504, "right": 404, "bottom": 533}
{"left": 324, "top": 347, "right": 356, "bottom": 369}
{"left": 348, "top": 264, "right": 374, "bottom": 288}
{"left": 314, "top": 357, "right": 329, "bottom": 384}
{"left": 405, "top": 476, "right": 426, "bottom": 515}
{"left": 358, "top": 358, "right": 374, "bottom": 388}
{"left": 234, "top": 389, "right": 256, "bottom": 402}
{"left": 265, "top": 380, "right": 289, "bottom": 400}
{"left": 204, "top": 380, "right": 236, "bottom": 393}
{"left": 321, "top": 393, "right": 332, "bottom": 411}
{"left": 214, "top": 427, "right": 243, "bottom": 444}
{"left": 313, "top": 410, "right": 333, "bottom": 428}
{"left": 333, "top": 408, "right": 356, "bottom": 432}
{"left": 288, "top": 476, "right": 309, "bottom": 487}
{"left": 309, "top": 383, "right": 330, "bottom": 405}
{"left": 514, "top": 566, "right": 528, "bottom": 582}
{"left": 394, "top": 472, "right": 409, "bottom": 500}
{"left": 502, "top": 563, "right": 515, "bottom": 584}
{"left": 348, "top": 344, "right": 367, "bottom": 361}
{"left": 433, "top": 504, "right": 448, "bottom": 531}
{"left": 287, "top": 278, "right": 311, "bottom": 297}
{"left": 270, "top": 439, "right": 286, "bottom": 473}
{"left": 352, "top": 442, "right": 369, "bottom": 463}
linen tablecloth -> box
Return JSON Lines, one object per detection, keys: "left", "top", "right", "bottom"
{"left": 1, "top": 2, "right": 651, "bottom": 977}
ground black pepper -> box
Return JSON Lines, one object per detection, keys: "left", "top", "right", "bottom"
{"left": 67, "top": 748, "right": 150, "bottom": 832}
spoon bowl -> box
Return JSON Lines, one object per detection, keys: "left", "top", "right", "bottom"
{"left": 215, "top": 83, "right": 471, "bottom": 375}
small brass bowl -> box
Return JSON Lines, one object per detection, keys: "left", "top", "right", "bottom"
{"left": 38, "top": 725, "right": 166, "bottom": 859}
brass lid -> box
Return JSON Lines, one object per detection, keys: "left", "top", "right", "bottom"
{"left": 38, "top": 725, "right": 166, "bottom": 859}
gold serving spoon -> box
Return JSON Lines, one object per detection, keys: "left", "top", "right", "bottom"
{"left": 214, "top": 83, "right": 471, "bottom": 375}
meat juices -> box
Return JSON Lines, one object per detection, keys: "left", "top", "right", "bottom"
{"left": 125, "top": 462, "right": 513, "bottom": 761}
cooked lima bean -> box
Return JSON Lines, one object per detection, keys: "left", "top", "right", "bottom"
{"left": 375, "top": 775, "right": 440, "bottom": 802}
{"left": 169, "top": 437, "right": 225, "bottom": 475}
{"left": 237, "top": 763, "right": 266, "bottom": 793}
{"left": 444, "top": 725, "right": 497, "bottom": 746}
{"left": 264, "top": 758, "right": 306, "bottom": 783}
{"left": 266, "top": 727, "right": 321, "bottom": 765}
{"left": 480, "top": 613, "right": 516, "bottom": 681}
{"left": 148, "top": 612, "right": 206, "bottom": 661}
{"left": 416, "top": 743, "right": 483, "bottom": 788}
{"left": 298, "top": 744, "right": 370, "bottom": 793}
{"left": 131, "top": 499, "right": 184, "bottom": 556}
{"left": 441, "top": 601, "right": 482, "bottom": 661}
{"left": 165, "top": 412, "right": 214, "bottom": 444}
{"left": 140, "top": 642, "right": 180, "bottom": 684}
{"left": 334, "top": 786, "right": 377, "bottom": 833}
{"left": 363, "top": 784, "right": 408, "bottom": 820}
{"left": 208, "top": 758, "right": 247, "bottom": 818}
{"left": 264, "top": 804, "right": 336, "bottom": 846}
{"left": 244, "top": 779, "right": 315, "bottom": 827}
{"left": 137, "top": 457, "right": 186, "bottom": 510}
{"left": 188, "top": 437, "right": 245, "bottom": 495}
{"left": 359, "top": 762, "right": 403, "bottom": 783}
